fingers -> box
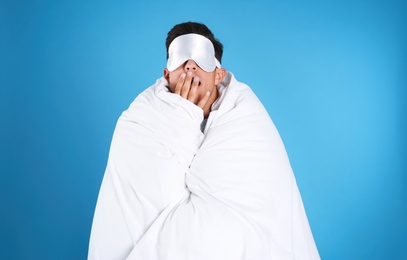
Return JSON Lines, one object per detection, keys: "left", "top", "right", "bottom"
{"left": 173, "top": 72, "right": 210, "bottom": 109}
{"left": 187, "top": 76, "right": 200, "bottom": 103}
{"left": 174, "top": 73, "right": 187, "bottom": 95}
{"left": 175, "top": 72, "right": 197, "bottom": 101}
{"left": 180, "top": 72, "right": 193, "bottom": 99}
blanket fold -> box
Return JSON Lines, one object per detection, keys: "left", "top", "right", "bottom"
{"left": 89, "top": 72, "right": 320, "bottom": 260}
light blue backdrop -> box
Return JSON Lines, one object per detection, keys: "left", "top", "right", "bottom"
{"left": 1, "top": 0, "right": 406, "bottom": 259}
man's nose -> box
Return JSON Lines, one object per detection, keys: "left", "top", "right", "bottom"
{"left": 184, "top": 59, "right": 198, "bottom": 71}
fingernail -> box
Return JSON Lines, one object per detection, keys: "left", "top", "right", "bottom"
{"left": 181, "top": 73, "right": 186, "bottom": 78}
{"left": 193, "top": 77, "right": 199, "bottom": 82}
{"left": 187, "top": 72, "right": 192, "bottom": 76}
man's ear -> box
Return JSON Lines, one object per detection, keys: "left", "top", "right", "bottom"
{"left": 163, "top": 68, "right": 170, "bottom": 80}
{"left": 215, "top": 68, "right": 226, "bottom": 85}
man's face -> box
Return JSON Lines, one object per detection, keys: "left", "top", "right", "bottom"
{"left": 164, "top": 59, "right": 221, "bottom": 104}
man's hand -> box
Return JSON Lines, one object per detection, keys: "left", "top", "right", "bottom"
{"left": 174, "top": 72, "right": 210, "bottom": 109}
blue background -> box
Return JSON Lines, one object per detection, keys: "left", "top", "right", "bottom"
{"left": 1, "top": 0, "right": 406, "bottom": 259}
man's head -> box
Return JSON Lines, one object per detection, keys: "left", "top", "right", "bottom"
{"left": 165, "top": 22, "right": 223, "bottom": 64}
{"left": 163, "top": 22, "right": 226, "bottom": 117}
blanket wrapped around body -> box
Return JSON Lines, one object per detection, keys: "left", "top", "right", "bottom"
{"left": 88, "top": 72, "right": 320, "bottom": 259}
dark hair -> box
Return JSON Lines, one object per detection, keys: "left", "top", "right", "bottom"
{"left": 165, "top": 22, "right": 224, "bottom": 64}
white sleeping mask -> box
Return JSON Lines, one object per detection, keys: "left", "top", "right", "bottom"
{"left": 167, "top": 33, "right": 221, "bottom": 72}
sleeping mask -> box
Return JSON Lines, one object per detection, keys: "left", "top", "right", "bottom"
{"left": 167, "top": 33, "right": 221, "bottom": 72}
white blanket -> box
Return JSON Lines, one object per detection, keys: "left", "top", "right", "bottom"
{"left": 88, "top": 72, "right": 320, "bottom": 259}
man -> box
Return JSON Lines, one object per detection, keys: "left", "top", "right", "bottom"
{"left": 88, "top": 22, "right": 320, "bottom": 259}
